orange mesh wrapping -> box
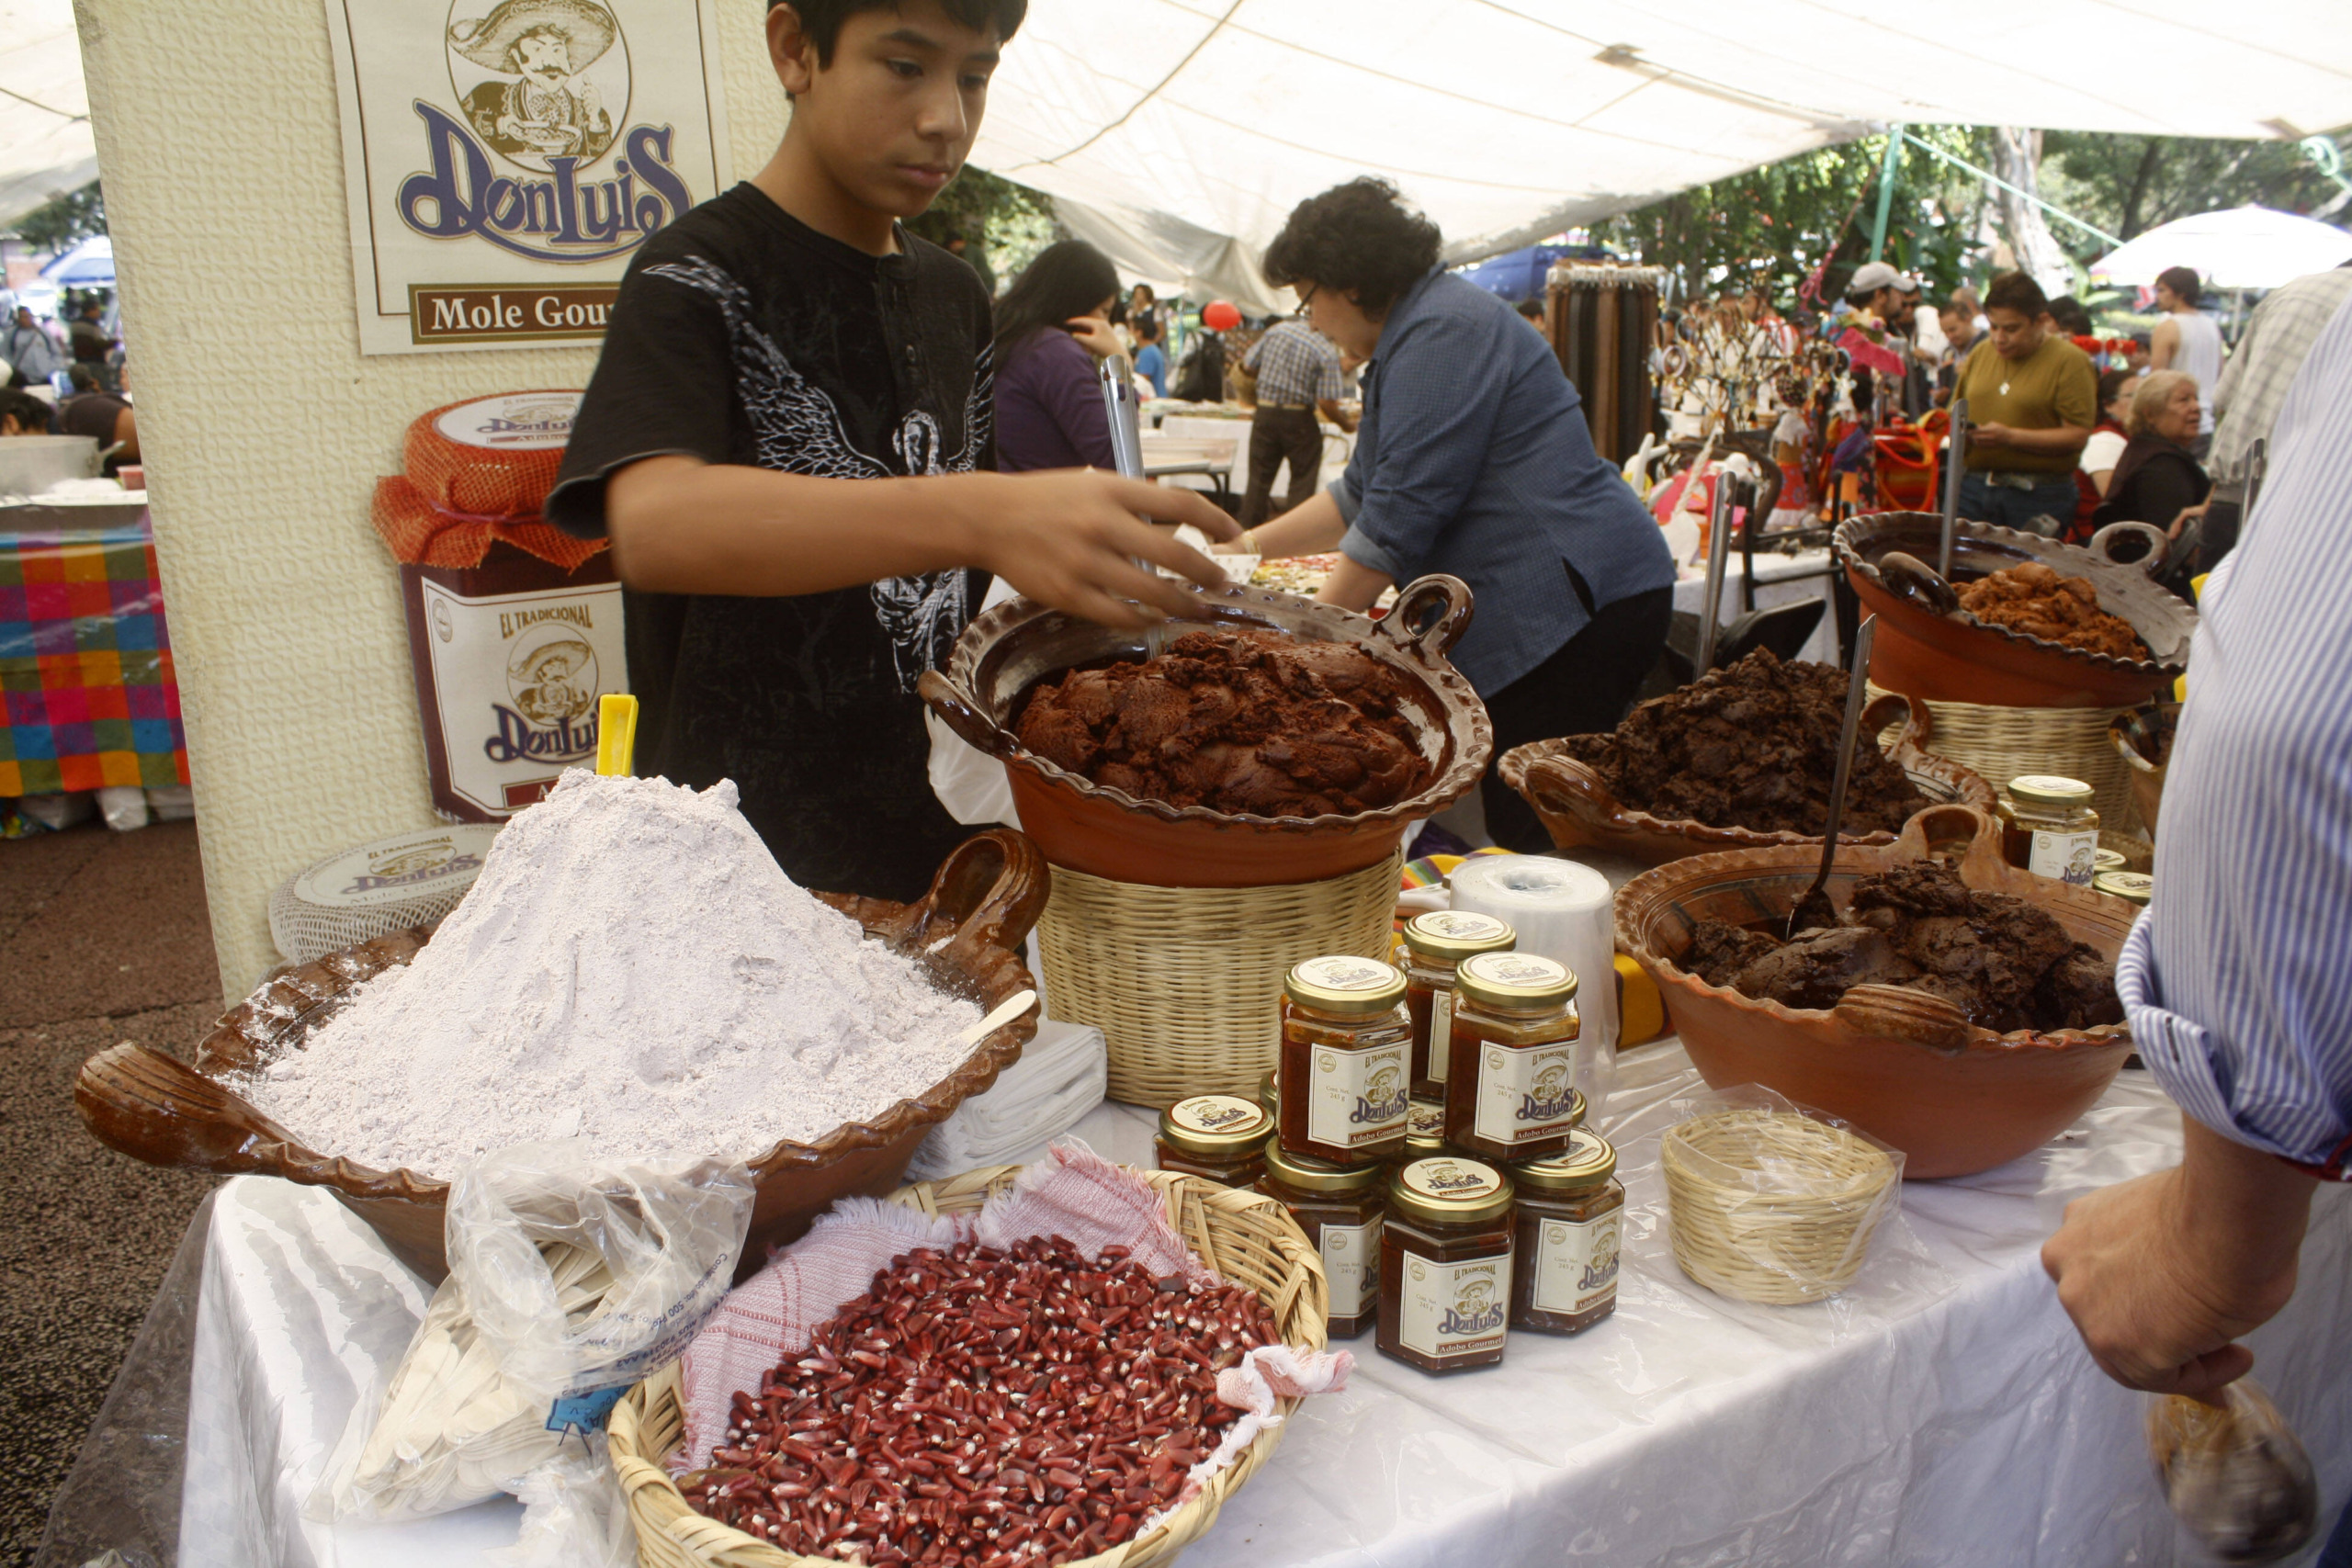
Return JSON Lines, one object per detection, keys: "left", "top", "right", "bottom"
{"left": 369, "top": 390, "right": 605, "bottom": 571}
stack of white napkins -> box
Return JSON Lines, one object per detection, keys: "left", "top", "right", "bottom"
{"left": 907, "top": 1020, "right": 1107, "bottom": 1179}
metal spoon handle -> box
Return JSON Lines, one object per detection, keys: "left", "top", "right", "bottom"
{"left": 1818, "top": 615, "right": 1878, "bottom": 863}
{"left": 1939, "top": 399, "right": 1969, "bottom": 579}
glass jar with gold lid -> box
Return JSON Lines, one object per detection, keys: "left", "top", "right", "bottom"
{"left": 1509, "top": 1128, "right": 1622, "bottom": 1335}
{"left": 1377, "top": 1156, "right": 1515, "bottom": 1373}
{"left": 1278, "top": 955, "right": 1411, "bottom": 1165}
{"left": 1401, "top": 1095, "right": 1454, "bottom": 1163}
{"left": 1999, "top": 775, "right": 2099, "bottom": 886}
{"left": 1444, "top": 952, "right": 1582, "bottom": 1162}
{"left": 1259, "top": 1142, "right": 1386, "bottom": 1337}
{"left": 2094, "top": 869, "right": 2153, "bottom": 907}
{"left": 1155, "top": 1094, "right": 1274, "bottom": 1187}
{"left": 1400, "top": 910, "right": 1516, "bottom": 1099}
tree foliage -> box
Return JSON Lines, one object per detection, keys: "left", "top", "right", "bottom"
{"left": 904, "top": 166, "right": 1060, "bottom": 291}
{"left": 1594, "top": 128, "right": 1987, "bottom": 307}
{"left": 2041, "top": 132, "right": 2350, "bottom": 242}
{"left": 9, "top": 181, "right": 107, "bottom": 253}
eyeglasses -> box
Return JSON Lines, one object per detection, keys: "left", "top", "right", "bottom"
{"left": 1295, "top": 282, "right": 1318, "bottom": 315}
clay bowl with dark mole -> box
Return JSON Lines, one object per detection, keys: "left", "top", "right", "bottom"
{"left": 1616, "top": 806, "right": 2138, "bottom": 1179}
{"left": 74, "top": 829, "right": 1050, "bottom": 1283}
{"left": 1836, "top": 512, "right": 2195, "bottom": 708}
{"left": 921, "top": 575, "right": 1492, "bottom": 889}
{"left": 1501, "top": 692, "right": 1996, "bottom": 867}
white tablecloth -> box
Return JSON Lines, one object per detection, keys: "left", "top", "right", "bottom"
{"left": 1155, "top": 411, "right": 1354, "bottom": 502}
{"left": 180, "top": 1046, "right": 2351, "bottom": 1568}
{"left": 1671, "top": 547, "right": 1842, "bottom": 667}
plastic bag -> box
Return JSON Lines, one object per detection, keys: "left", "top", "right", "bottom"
{"left": 316, "top": 1141, "right": 754, "bottom": 1523}
{"left": 926, "top": 573, "right": 1023, "bottom": 828}
{"left": 489, "top": 1441, "right": 638, "bottom": 1568}
{"left": 97, "top": 784, "right": 151, "bottom": 831}
{"left": 2147, "top": 1380, "right": 2319, "bottom": 1563}
{"left": 1656, "top": 1084, "right": 1905, "bottom": 1307}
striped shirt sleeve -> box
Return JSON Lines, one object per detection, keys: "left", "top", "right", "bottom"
{"left": 2117, "top": 289, "right": 2352, "bottom": 1176}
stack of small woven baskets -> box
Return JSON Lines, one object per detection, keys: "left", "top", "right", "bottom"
{"left": 1662, "top": 1109, "right": 1902, "bottom": 1306}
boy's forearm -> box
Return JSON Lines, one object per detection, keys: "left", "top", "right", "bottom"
{"left": 606, "top": 457, "right": 983, "bottom": 595}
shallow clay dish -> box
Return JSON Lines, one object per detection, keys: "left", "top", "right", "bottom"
{"left": 1836, "top": 512, "right": 2195, "bottom": 708}
{"left": 1500, "top": 693, "right": 1996, "bottom": 866}
{"left": 1615, "top": 806, "right": 2136, "bottom": 1179}
{"left": 75, "top": 829, "right": 1050, "bottom": 1282}
{"left": 920, "top": 575, "right": 1492, "bottom": 888}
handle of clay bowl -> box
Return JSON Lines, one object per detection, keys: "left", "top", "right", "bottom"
{"left": 74, "top": 1043, "right": 304, "bottom": 1177}
{"left": 1377, "top": 574, "right": 1476, "bottom": 660}
{"left": 1516, "top": 750, "right": 1623, "bottom": 823}
{"left": 1833, "top": 984, "right": 1974, "bottom": 1054}
{"left": 2090, "top": 520, "right": 2170, "bottom": 574}
{"left": 917, "top": 669, "right": 1015, "bottom": 759}
{"left": 915, "top": 828, "right": 1052, "bottom": 955}
{"left": 1860, "top": 691, "right": 1925, "bottom": 756}
{"left": 1891, "top": 803, "right": 2001, "bottom": 866}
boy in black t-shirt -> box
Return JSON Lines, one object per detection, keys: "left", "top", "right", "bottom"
{"left": 549, "top": 0, "right": 1232, "bottom": 900}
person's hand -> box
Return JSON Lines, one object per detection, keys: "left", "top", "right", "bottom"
{"left": 2041, "top": 1166, "right": 2291, "bottom": 1398}
{"left": 1064, "top": 315, "right": 1121, "bottom": 359}
{"left": 1971, "top": 422, "right": 2015, "bottom": 449}
{"left": 972, "top": 469, "right": 1239, "bottom": 628}
{"left": 2168, "top": 501, "right": 2211, "bottom": 539}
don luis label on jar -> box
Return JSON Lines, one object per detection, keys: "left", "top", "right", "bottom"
{"left": 1532, "top": 1212, "right": 1620, "bottom": 1316}
{"left": 1474, "top": 1041, "right": 1581, "bottom": 1148}
{"left": 1321, "top": 1217, "right": 1380, "bottom": 1318}
{"left": 1397, "top": 1250, "right": 1511, "bottom": 1360}
{"left": 1307, "top": 1043, "right": 1409, "bottom": 1149}
{"left": 2030, "top": 829, "right": 2099, "bottom": 886}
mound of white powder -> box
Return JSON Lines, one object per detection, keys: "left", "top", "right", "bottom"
{"left": 240, "top": 770, "right": 986, "bottom": 1177}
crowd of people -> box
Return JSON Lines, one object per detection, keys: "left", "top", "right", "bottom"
{"left": 0, "top": 288, "right": 137, "bottom": 474}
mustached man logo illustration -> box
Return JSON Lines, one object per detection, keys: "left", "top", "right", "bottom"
{"left": 1438, "top": 1276, "right": 1507, "bottom": 1337}
{"left": 450, "top": 0, "right": 622, "bottom": 167}
{"left": 1351, "top": 1063, "right": 1409, "bottom": 1125}
{"left": 341, "top": 843, "right": 486, "bottom": 896}
{"left": 400, "top": 0, "right": 694, "bottom": 264}
{"left": 1519, "top": 1060, "right": 1577, "bottom": 1123}
{"left": 486, "top": 626, "right": 601, "bottom": 763}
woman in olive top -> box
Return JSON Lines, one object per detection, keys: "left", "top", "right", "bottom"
{"left": 1951, "top": 271, "right": 2099, "bottom": 535}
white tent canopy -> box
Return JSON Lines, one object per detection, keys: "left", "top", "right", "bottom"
{"left": 2090, "top": 205, "right": 2352, "bottom": 290}
{"left": 0, "top": 0, "right": 94, "bottom": 229}
{"left": 7, "top": 0, "right": 2349, "bottom": 285}
{"left": 977, "top": 0, "right": 2352, "bottom": 288}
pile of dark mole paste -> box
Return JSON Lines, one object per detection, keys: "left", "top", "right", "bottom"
{"left": 1682, "top": 863, "right": 2123, "bottom": 1032}
{"left": 1559, "top": 649, "right": 1928, "bottom": 835}
{"left": 1013, "top": 627, "right": 1431, "bottom": 818}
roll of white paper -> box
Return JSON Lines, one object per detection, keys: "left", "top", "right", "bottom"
{"left": 1447, "top": 855, "right": 1619, "bottom": 1115}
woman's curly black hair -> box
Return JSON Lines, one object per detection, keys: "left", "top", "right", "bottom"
{"left": 1261, "top": 178, "right": 1442, "bottom": 317}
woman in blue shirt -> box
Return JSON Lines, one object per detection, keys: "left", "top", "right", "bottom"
{"left": 1240, "top": 178, "right": 1676, "bottom": 852}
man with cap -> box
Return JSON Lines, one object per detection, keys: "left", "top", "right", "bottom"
{"left": 1838, "top": 261, "right": 1911, "bottom": 333}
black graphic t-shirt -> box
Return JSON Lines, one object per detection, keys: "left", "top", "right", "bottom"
{"left": 548, "top": 183, "right": 992, "bottom": 902}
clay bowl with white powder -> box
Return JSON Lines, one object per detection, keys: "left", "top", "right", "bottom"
{"left": 76, "top": 776, "right": 1048, "bottom": 1282}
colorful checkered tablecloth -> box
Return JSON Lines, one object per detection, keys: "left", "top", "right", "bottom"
{"left": 0, "top": 521, "right": 187, "bottom": 795}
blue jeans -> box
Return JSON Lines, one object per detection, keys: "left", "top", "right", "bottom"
{"left": 1958, "top": 471, "right": 2078, "bottom": 536}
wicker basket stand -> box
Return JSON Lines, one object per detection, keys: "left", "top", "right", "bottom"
{"left": 1662, "top": 1110, "right": 1900, "bottom": 1305}
{"left": 1870, "top": 682, "right": 2142, "bottom": 837}
{"left": 608, "top": 1163, "right": 1329, "bottom": 1568}
{"left": 1035, "top": 851, "right": 1403, "bottom": 1108}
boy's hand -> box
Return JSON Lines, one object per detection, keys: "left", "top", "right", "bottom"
{"left": 1064, "top": 315, "right": 1122, "bottom": 359}
{"left": 975, "top": 470, "right": 1238, "bottom": 629}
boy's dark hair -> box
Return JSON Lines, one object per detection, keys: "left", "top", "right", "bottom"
{"left": 1514, "top": 297, "right": 1544, "bottom": 321}
{"left": 66, "top": 363, "right": 101, "bottom": 392}
{"left": 2096, "top": 367, "right": 2135, "bottom": 410}
{"left": 0, "top": 388, "right": 51, "bottom": 432}
{"left": 771, "top": 0, "right": 1027, "bottom": 64}
{"left": 1983, "top": 271, "right": 2047, "bottom": 318}
{"left": 1262, "top": 177, "right": 1442, "bottom": 317}
{"left": 2155, "top": 265, "right": 2202, "bottom": 305}
{"left": 989, "top": 239, "right": 1118, "bottom": 360}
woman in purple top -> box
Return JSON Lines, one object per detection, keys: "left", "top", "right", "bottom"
{"left": 992, "top": 241, "right": 1122, "bottom": 473}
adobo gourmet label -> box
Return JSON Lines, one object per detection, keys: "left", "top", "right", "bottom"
{"left": 326, "top": 0, "right": 730, "bottom": 355}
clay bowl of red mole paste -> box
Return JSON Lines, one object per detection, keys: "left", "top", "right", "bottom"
{"left": 74, "top": 829, "right": 1049, "bottom": 1283}
{"left": 1836, "top": 512, "right": 2194, "bottom": 708}
{"left": 1501, "top": 691, "right": 1995, "bottom": 867}
{"left": 1616, "top": 806, "right": 2137, "bottom": 1179}
{"left": 920, "top": 575, "right": 1492, "bottom": 889}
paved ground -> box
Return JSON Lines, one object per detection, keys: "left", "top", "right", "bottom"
{"left": 0, "top": 820, "right": 220, "bottom": 1567}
